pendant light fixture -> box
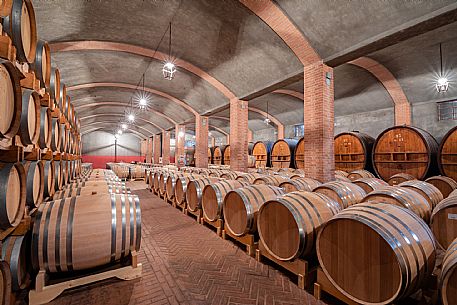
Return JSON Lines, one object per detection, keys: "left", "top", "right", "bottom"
{"left": 138, "top": 73, "right": 148, "bottom": 110}
{"left": 436, "top": 43, "right": 449, "bottom": 93}
{"left": 163, "top": 22, "right": 177, "bottom": 80}
{"left": 264, "top": 101, "right": 271, "bottom": 125}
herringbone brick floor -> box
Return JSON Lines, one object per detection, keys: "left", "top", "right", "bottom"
{"left": 48, "top": 181, "right": 328, "bottom": 305}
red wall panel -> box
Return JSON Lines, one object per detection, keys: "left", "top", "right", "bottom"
{"left": 81, "top": 155, "right": 146, "bottom": 169}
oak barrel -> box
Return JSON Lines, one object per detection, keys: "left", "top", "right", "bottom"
{"left": 425, "top": 176, "right": 457, "bottom": 199}
{"left": 212, "top": 146, "right": 223, "bottom": 165}
{"left": 363, "top": 186, "right": 431, "bottom": 222}
{"left": 42, "top": 159, "right": 54, "bottom": 198}
{"left": 279, "top": 177, "right": 321, "bottom": 193}
{"left": 158, "top": 171, "right": 172, "bottom": 196}
{"left": 18, "top": 89, "right": 40, "bottom": 145}
{"left": 335, "top": 170, "right": 349, "bottom": 178}
{"left": 258, "top": 191, "right": 341, "bottom": 261}
{"left": 59, "top": 83, "right": 66, "bottom": 114}
{"left": 30, "top": 40, "right": 51, "bottom": 89}
{"left": 252, "top": 141, "right": 273, "bottom": 168}
{"left": 334, "top": 132, "right": 375, "bottom": 172}
{"left": 431, "top": 197, "right": 457, "bottom": 249}
{"left": 353, "top": 178, "right": 388, "bottom": 193}
{"left": 313, "top": 181, "right": 366, "bottom": 209}
{"left": 439, "top": 126, "right": 457, "bottom": 182}
{"left": 317, "top": 203, "right": 436, "bottom": 305}
{"left": 223, "top": 145, "right": 230, "bottom": 166}
{"left": 0, "top": 260, "right": 12, "bottom": 305}
{"left": 1, "top": 234, "right": 29, "bottom": 291}
{"left": 50, "top": 116, "right": 61, "bottom": 152}
{"left": 253, "top": 175, "right": 288, "bottom": 186}
{"left": 440, "top": 238, "right": 457, "bottom": 305}
{"left": 48, "top": 67, "right": 60, "bottom": 107}
{"left": 271, "top": 138, "right": 298, "bottom": 169}
{"left": 174, "top": 173, "right": 201, "bottom": 205}
{"left": 53, "top": 181, "right": 130, "bottom": 200}
{"left": 294, "top": 137, "right": 305, "bottom": 169}
{"left": 208, "top": 147, "right": 213, "bottom": 164}
{"left": 22, "top": 160, "right": 43, "bottom": 208}
{"left": 372, "top": 126, "right": 439, "bottom": 181}
{"left": 388, "top": 173, "right": 416, "bottom": 186}
{"left": 37, "top": 107, "right": 51, "bottom": 149}
{"left": 32, "top": 193, "right": 141, "bottom": 273}
{"left": 165, "top": 172, "right": 187, "bottom": 200}
{"left": 223, "top": 185, "right": 284, "bottom": 236}
{"left": 399, "top": 180, "right": 443, "bottom": 209}
{"left": 2, "top": 0, "right": 37, "bottom": 63}
{"left": 220, "top": 171, "right": 238, "bottom": 180}
{"left": 186, "top": 177, "right": 221, "bottom": 212}
{"left": 347, "top": 169, "right": 375, "bottom": 181}
{"left": 235, "top": 173, "right": 265, "bottom": 184}
{"left": 53, "top": 160, "right": 63, "bottom": 191}
{"left": 0, "top": 162, "right": 25, "bottom": 230}
{"left": 0, "top": 61, "right": 22, "bottom": 139}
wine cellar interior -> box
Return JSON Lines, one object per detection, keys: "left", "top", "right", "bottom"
{"left": 0, "top": 0, "right": 457, "bottom": 304}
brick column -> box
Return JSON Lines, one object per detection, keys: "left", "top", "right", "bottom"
{"left": 146, "top": 137, "right": 153, "bottom": 163}
{"left": 175, "top": 124, "right": 186, "bottom": 166}
{"left": 303, "top": 62, "right": 335, "bottom": 182}
{"left": 195, "top": 115, "right": 209, "bottom": 168}
{"left": 226, "top": 135, "right": 230, "bottom": 144}
{"left": 229, "top": 98, "right": 249, "bottom": 172}
{"left": 248, "top": 130, "right": 253, "bottom": 143}
{"left": 162, "top": 131, "right": 170, "bottom": 165}
{"left": 153, "top": 134, "right": 161, "bottom": 164}
{"left": 210, "top": 137, "right": 215, "bottom": 147}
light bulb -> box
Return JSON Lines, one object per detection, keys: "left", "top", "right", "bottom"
{"left": 128, "top": 114, "right": 135, "bottom": 122}
{"left": 264, "top": 118, "right": 271, "bottom": 124}
{"left": 163, "top": 62, "right": 177, "bottom": 80}
{"left": 121, "top": 123, "right": 127, "bottom": 130}
{"left": 114, "top": 134, "right": 119, "bottom": 140}
{"left": 117, "top": 129, "right": 123, "bottom": 135}
{"left": 436, "top": 77, "right": 449, "bottom": 93}
{"left": 139, "top": 98, "right": 147, "bottom": 109}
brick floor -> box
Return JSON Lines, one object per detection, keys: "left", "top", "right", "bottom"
{"left": 48, "top": 181, "right": 328, "bottom": 305}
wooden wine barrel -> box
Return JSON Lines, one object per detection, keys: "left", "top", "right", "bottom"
{"left": 64, "top": 95, "right": 71, "bottom": 121}
{"left": 235, "top": 173, "right": 265, "bottom": 184}
{"left": 53, "top": 182, "right": 130, "bottom": 200}
{"left": 258, "top": 191, "right": 341, "bottom": 261}
{"left": 201, "top": 180, "right": 249, "bottom": 222}
{"left": 1, "top": 235, "right": 29, "bottom": 291}
{"left": 317, "top": 203, "right": 436, "bottom": 305}
{"left": 335, "top": 170, "right": 349, "bottom": 178}
{"left": 212, "top": 146, "right": 222, "bottom": 165}
{"left": 293, "top": 137, "right": 305, "bottom": 169}
{"left": 334, "top": 132, "right": 375, "bottom": 172}
{"left": 223, "top": 145, "right": 230, "bottom": 165}
{"left": 159, "top": 171, "right": 172, "bottom": 196}
{"left": 207, "top": 147, "right": 213, "bottom": 164}
{"left": 313, "top": 181, "right": 366, "bottom": 209}
{"left": 0, "top": 61, "right": 22, "bottom": 139}
{"left": 372, "top": 126, "right": 439, "bottom": 181}
{"left": 30, "top": 40, "right": 51, "bottom": 89}
{"left": 32, "top": 193, "right": 141, "bottom": 273}
{"left": 48, "top": 67, "right": 60, "bottom": 107}
{"left": 353, "top": 178, "right": 388, "bottom": 193}
{"left": 22, "top": 160, "right": 43, "bottom": 208}
{"left": 271, "top": 139, "right": 298, "bottom": 169}
{"left": 17, "top": 89, "right": 40, "bottom": 145}
{"left": 112, "top": 165, "right": 129, "bottom": 179}
{"left": 152, "top": 171, "right": 161, "bottom": 193}
{"left": 279, "top": 177, "right": 321, "bottom": 193}
{"left": 59, "top": 83, "right": 66, "bottom": 114}
{"left": 165, "top": 172, "right": 187, "bottom": 200}
{"left": 431, "top": 197, "right": 457, "bottom": 249}
{"left": 252, "top": 141, "right": 273, "bottom": 168}
{"left": 398, "top": 180, "right": 443, "bottom": 209}
{"left": 440, "top": 238, "right": 457, "bottom": 305}
{"left": 0, "top": 260, "right": 12, "bottom": 305}
{"left": 363, "top": 186, "right": 431, "bottom": 222}
{"left": 223, "top": 185, "right": 284, "bottom": 236}
{"left": 2, "top": 0, "right": 37, "bottom": 63}
{"left": 0, "top": 0, "right": 13, "bottom": 17}
{"left": 174, "top": 174, "right": 201, "bottom": 205}
{"left": 425, "top": 176, "right": 457, "bottom": 199}
{"left": 186, "top": 177, "right": 221, "bottom": 212}
{"left": 347, "top": 170, "right": 375, "bottom": 181}
{"left": 50, "top": 116, "right": 61, "bottom": 152}
{"left": 439, "top": 126, "right": 457, "bottom": 182}
{"left": 253, "top": 175, "right": 288, "bottom": 186}
{"left": 37, "top": 107, "right": 51, "bottom": 149}
{"left": 0, "top": 162, "right": 25, "bottom": 230}
{"left": 388, "top": 173, "right": 416, "bottom": 186}
{"left": 450, "top": 189, "right": 457, "bottom": 198}
{"left": 42, "top": 159, "right": 54, "bottom": 198}
{"left": 53, "top": 160, "right": 63, "bottom": 191}
{"left": 219, "top": 171, "right": 236, "bottom": 180}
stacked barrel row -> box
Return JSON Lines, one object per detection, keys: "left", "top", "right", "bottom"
{"left": 147, "top": 162, "right": 457, "bottom": 305}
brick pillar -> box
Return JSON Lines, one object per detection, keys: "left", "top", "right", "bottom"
{"left": 162, "top": 131, "right": 170, "bottom": 165}
{"left": 248, "top": 130, "right": 253, "bottom": 142}
{"left": 195, "top": 115, "right": 209, "bottom": 168}
{"left": 175, "top": 124, "right": 186, "bottom": 166}
{"left": 210, "top": 137, "right": 215, "bottom": 147}
{"left": 226, "top": 135, "right": 230, "bottom": 144}
{"left": 229, "top": 98, "right": 249, "bottom": 172}
{"left": 303, "top": 62, "right": 335, "bottom": 182}
{"left": 153, "top": 134, "right": 161, "bottom": 164}
{"left": 146, "top": 137, "right": 153, "bottom": 163}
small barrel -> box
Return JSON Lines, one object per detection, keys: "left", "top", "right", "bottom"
{"left": 347, "top": 170, "right": 375, "bottom": 181}
{"left": 440, "top": 238, "right": 457, "bottom": 305}
{"left": 372, "top": 126, "right": 439, "bottom": 181}
{"left": 48, "top": 67, "right": 60, "bottom": 106}
{"left": 223, "top": 145, "right": 230, "bottom": 165}
{"left": 431, "top": 197, "right": 457, "bottom": 249}
{"left": 50, "top": 116, "right": 61, "bottom": 152}
{"left": 258, "top": 191, "right": 341, "bottom": 261}
{"left": 223, "top": 185, "right": 284, "bottom": 236}
{"left": 174, "top": 174, "right": 201, "bottom": 205}
{"left": 212, "top": 146, "right": 223, "bottom": 165}
{"left": 279, "top": 177, "right": 321, "bottom": 193}
{"left": 0, "top": 261, "right": 12, "bottom": 305}
{"left": 18, "top": 89, "right": 40, "bottom": 146}
{"left": 0, "top": 61, "right": 22, "bottom": 139}
{"left": 363, "top": 186, "right": 431, "bottom": 222}
{"left": 425, "top": 176, "right": 457, "bottom": 198}
{"left": 22, "top": 160, "right": 44, "bottom": 208}
{"left": 235, "top": 173, "right": 265, "bottom": 183}
{"left": 270, "top": 138, "right": 298, "bottom": 169}
{"left": 334, "top": 132, "right": 375, "bottom": 172}
{"left": 313, "top": 181, "right": 366, "bottom": 209}
{"left": 42, "top": 160, "right": 55, "bottom": 198}
{"left": 186, "top": 177, "right": 221, "bottom": 212}
{"left": 252, "top": 141, "right": 273, "bottom": 168}
{"left": 253, "top": 175, "right": 288, "bottom": 186}
{"left": 388, "top": 173, "right": 416, "bottom": 186}
{"left": 1, "top": 235, "right": 30, "bottom": 291}
{"left": 0, "top": 162, "right": 26, "bottom": 230}
{"left": 37, "top": 107, "right": 52, "bottom": 149}
{"left": 32, "top": 194, "right": 141, "bottom": 273}
{"left": 399, "top": 180, "right": 443, "bottom": 209}
{"left": 202, "top": 180, "right": 249, "bottom": 222}
{"left": 317, "top": 203, "right": 436, "bottom": 305}
{"left": 439, "top": 126, "right": 457, "bottom": 182}
{"left": 2, "top": 0, "right": 37, "bottom": 63}
{"left": 353, "top": 178, "right": 388, "bottom": 193}
{"left": 30, "top": 40, "right": 51, "bottom": 89}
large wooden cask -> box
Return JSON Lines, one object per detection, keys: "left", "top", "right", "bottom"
{"left": 372, "top": 126, "right": 439, "bottom": 181}
{"left": 317, "top": 203, "right": 436, "bottom": 305}
{"left": 334, "top": 132, "right": 375, "bottom": 172}
{"left": 293, "top": 137, "right": 305, "bottom": 169}
{"left": 212, "top": 146, "right": 224, "bottom": 165}
{"left": 398, "top": 180, "right": 443, "bottom": 209}
{"left": 30, "top": 40, "right": 51, "bottom": 89}
{"left": 174, "top": 173, "right": 201, "bottom": 205}
{"left": 253, "top": 175, "right": 288, "bottom": 186}
{"left": 439, "top": 126, "right": 457, "bottom": 182}
{"left": 313, "top": 181, "right": 366, "bottom": 209}
{"left": 223, "top": 185, "right": 284, "bottom": 236}
{"left": 363, "top": 186, "right": 431, "bottom": 222}
{"left": 270, "top": 139, "right": 298, "bottom": 169}
{"left": 37, "top": 107, "right": 52, "bottom": 149}
{"left": 186, "top": 177, "right": 221, "bottom": 212}
{"left": 22, "top": 160, "right": 43, "bottom": 208}
{"left": 353, "top": 178, "right": 388, "bottom": 193}
{"left": 440, "top": 238, "right": 457, "bottom": 305}
{"left": 2, "top": 0, "right": 37, "bottom": 63}
{"left": 202, "top": 180, "right": 249, "bottom": 222}
{"left": 279, "top": 177, "right": 321, "bottom": 193}
{"left": 1, "top": 234, "right": 29, "bottom": 291}
{"left": 425, "top": 176, "right": 457, "bottom": 199}
{"left": 252, "top": 141, "right": 273, "bottom": 168}
{"left": 0, "top": 62, "right": 22, "bottom": 139}
{"left": 0, "top": 162, "right": 25, "bottom": 230}
{"left": 42, "top": 159, "right": 55, "bottom": 198}
{"left": 208, "top": 147, "right": 213, "bottom": 164}
{"left": 388, "top": 173, "right": 416, "bottom": 186}
{"left": 32, "top": 194, "right": 141, "bottom": 273}
{"left": 347, "top": 169, "right": 375, "bottom": 181}
{"left": 18, "top": 89, "right": 40, "bottom": 146}
{"left": 431, "top": 197, "right": 457, "bottom": 249}
{"left": 222, "top": 145, "right": 230, "bottom": 166}
{"left": 258, "top": 191, "right": 341, "bottom": 261}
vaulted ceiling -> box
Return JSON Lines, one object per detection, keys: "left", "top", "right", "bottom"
{"left": 33, "top": 0, "right": 457, "bottom": 139}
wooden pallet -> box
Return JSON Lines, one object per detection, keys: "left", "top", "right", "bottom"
{"left": 185, "top": 207, "right": 202, "bottom": 223}
{"left": 222, "top": 226, "right": 257, "bottom": 257}
{"left": 200, "top": 217, "right": 223, "bottom": 237}
{"left": 29, "top": 252, "right": 142, "bottom": 305}
{"left": 256, "top": 240, "right": 316, "bottom": 289}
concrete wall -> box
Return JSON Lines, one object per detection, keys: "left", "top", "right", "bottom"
{"left": 412, "top": 101, "right": 456, "bottom": 142}
{"left": 82, "top": 131, "right": 141, "bottom": 156}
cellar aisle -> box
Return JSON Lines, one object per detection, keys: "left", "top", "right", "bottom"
{"left": 48, "top": 181, "right": 324, "bottom": 305}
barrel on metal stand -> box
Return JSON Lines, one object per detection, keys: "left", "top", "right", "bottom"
{"left": 439, "top": 126, "right": 457, "bottom": 182}
{"left": 270, "top": 139, "right": 298, "bottom": 169}
{"left": 334, "top": 132, "right": 374, "bottom": 173}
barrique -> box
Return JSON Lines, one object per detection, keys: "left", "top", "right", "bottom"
{"left": 398, "top": 180, "right": 443, "bottom": 208}
{"left": 0, "top": 61, "right": 22, "bottom": 139}
{"left": 334, "top": 132, "right": 374, "bottom": 172}
{"left": 222, "top": 145, "right": 230, "bottom": 166}
{"left": 313, "top": 181, "right": 366, "bottom": 209}
{"left": 430, "top": 197, "right": 457, "bottom": 249}
{"left": 279, "top": 177, "right": 321, "bottom": 193}
{"left": 270, "top": 139, "right": 297, "bottom": 169}
{"left": 252, "top": 141, "right": 272, "bottom": 168}
{"left": 0, "top": 162, "right": 26, "bottom": 230}
{"left": 352, "top": 177, "right": 388, "bottom": 193}
{"left": 425, "top": 176, "right": 457, "bottom": 198}
{"left": 186, "top": 177, "right": 221, "bottom": 212}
